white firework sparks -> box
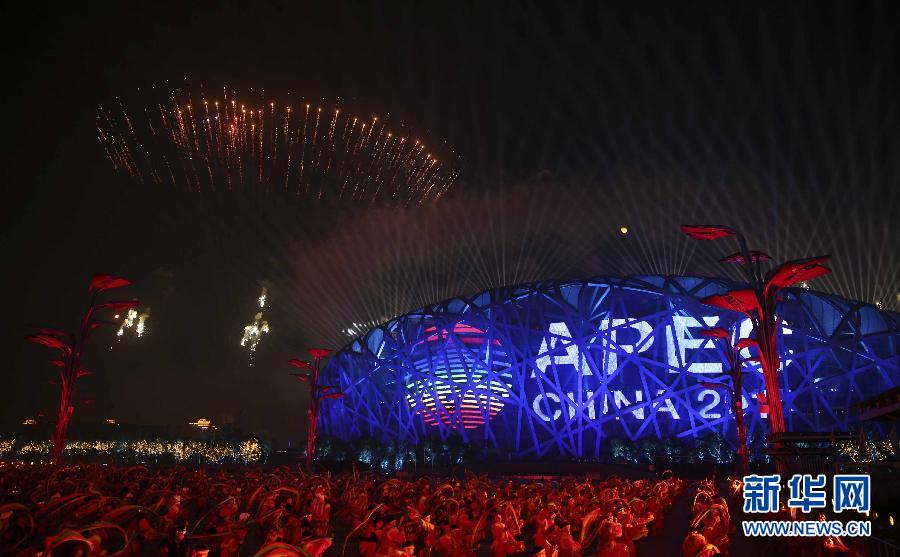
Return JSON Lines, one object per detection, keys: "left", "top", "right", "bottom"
{"left": 258, "top": 286, "right": 268, "bottom": 309}
{"left": 240, "top": 287, "right": 270, "bottom": 361}
{"left": 117, "top": 307, "right": 150, "bottom": 339}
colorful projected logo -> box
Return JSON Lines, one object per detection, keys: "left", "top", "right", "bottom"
{"left": 321, "top": 276, "right": 900, "bottom": 459}
{"left": 406, "top": 323, "right": 512, "bottom": 429}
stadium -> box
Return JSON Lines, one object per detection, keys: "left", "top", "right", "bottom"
{"left": 319, "top": 275, "right": 900, "bottom": 460}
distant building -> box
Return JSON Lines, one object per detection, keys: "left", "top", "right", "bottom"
{"left": 321, "top": 275, "right": 900, "bottom": 460}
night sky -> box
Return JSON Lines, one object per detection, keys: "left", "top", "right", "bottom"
{"left": 2, "top": 2, "right": 897, "bottom": 445}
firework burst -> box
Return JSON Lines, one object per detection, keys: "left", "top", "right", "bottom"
{"left": 116, "top": 307, "right": 150, "bottom": 340}
{"left": 240, "top": 286, "right": 270, "bottom": 361}
{"left": 98, "top": 86, "right": 457, "bottom": 206}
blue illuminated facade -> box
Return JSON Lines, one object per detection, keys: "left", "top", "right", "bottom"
{"left": 319, "top": 276, "right": 900, "bottom": 459}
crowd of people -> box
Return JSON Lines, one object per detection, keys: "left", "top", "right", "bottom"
{"left": 0, "top": 463, "right": 686, "bottom": 556}
{"left": 680, "top": 479, "right": 731, "bottom": 556}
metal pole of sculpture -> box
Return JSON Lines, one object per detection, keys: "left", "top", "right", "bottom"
{"left": 681, "top": 224, "right": 831, "bottom": 469}
{"left": 26, "top": 273, "right": 137, "bottom": 463}
{"left": 699, "top": 327, "right": 753, "bottom": 476}
{"left": 288, "top": 348, "right": 344, "bottom": 470}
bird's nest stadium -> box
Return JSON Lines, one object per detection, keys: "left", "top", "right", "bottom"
{"left": 319, "top": 276, "right": 900, "bottom": 460}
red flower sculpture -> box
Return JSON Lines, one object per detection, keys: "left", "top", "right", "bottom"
{"left": 719, "top": 251, "right": 771, "bottom": 264}
{"left": 26, "top": 273, "right": 136, "bottom": 463}
{"left": 288, "top": 348, "right": 342, "bottom": 470}
{"left": 680, "top": 224, "right": 736, "bottom": 241}
{"left": 765, "top": 256, "right": 831, "bottom": 292}
{"left": 698, "top": 327, "right": 729, "bottom": 339}
{"left": 734, "top": 338, "right": 757, "bottom": 351}
{"left": 89, "top": 273, "right": 132, "bottom": 292}
{"left": 681, "top": 223, "right": 832, "bottom": 468}
{"left": 288, "top": 359, "right": 313, "bottom": 370}
{"left": 701, "top": 289, "right": 759, "bottom": 314}
{"left": 26, "top": 334, "right": 70, "bottom": 352}
{"left": 698, "top": 326, "right": 751, "bottom": 475}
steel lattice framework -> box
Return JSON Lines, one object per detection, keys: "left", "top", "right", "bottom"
{"left": 319, "top": 276, "right": 900, "bottom": 459}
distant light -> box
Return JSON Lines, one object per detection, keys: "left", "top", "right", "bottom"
{"left": 620, "top": 226, "right": 628, "bottom": 234}
{"left": 189, "top": 418, "right": 213, "bottom": 430}
{"left": 258, "top": 286, "right": 268, "bottom": 309}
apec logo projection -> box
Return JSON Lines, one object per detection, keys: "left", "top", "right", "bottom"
{"left": 527, "top": 316, "right": 785, "bottom": 424}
